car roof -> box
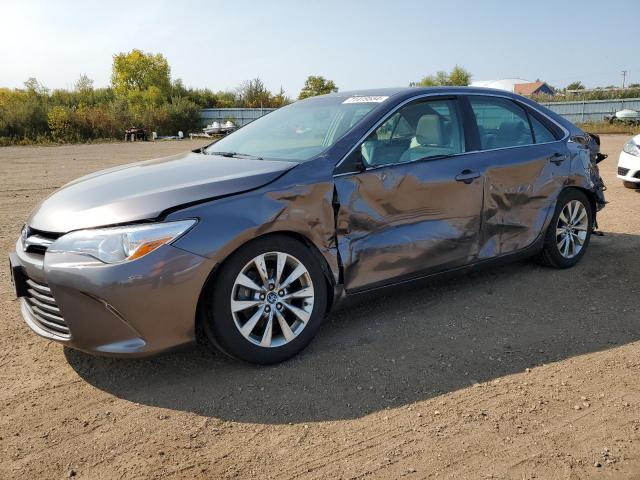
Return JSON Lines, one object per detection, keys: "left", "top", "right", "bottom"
{"left": 327, "top": 86, "right": 527, "bottom": 100}
{"left": 316, "top": 86, "right": 581, "bottom": 138}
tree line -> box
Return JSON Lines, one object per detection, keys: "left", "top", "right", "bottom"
{"left": 3, "top": 53, "right": 639, "bottom": 145}
{"left": 0, "top": 50, "right": 339, "bottom": 145}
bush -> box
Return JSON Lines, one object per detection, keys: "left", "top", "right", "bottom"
{"left": 0, "top": 88, "right": 49, "bottom": 140}
{"left": 0, "top": 65, "right": 291, "bottom": 144}
{"left": 48, "top": 106, "right": 73, "bottom": 141}
{"left": 577, "top": 121, "right": 640, "bottom": 135}
{"left": 0, "top": 85, "right": 205, "bottom": 144}
{"left": 538, "top": 88, "right": 640, "bottom": 103}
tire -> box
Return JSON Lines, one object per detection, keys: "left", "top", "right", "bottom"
{"left": 202, "top": 235, "right": 328, "bottom": 364}
{"left": 623, "top": 181, "right": 640, "bottom": 189}
{"left": 535, "top": 189, "right": 593, "bottom": 269}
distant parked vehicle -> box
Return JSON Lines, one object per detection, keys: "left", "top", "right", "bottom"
{"left": 605, "top": 109, "right": 640, "bottom": 125}
{"left": 124, "top": 126, "right": 147, "bottom": 141}
{"left": 618, "top": 134, "right": 640, "bottom": 188}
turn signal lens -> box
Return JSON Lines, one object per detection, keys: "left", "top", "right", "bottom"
{"left": 125, "top": 236, "right": 173, "bottom": 261}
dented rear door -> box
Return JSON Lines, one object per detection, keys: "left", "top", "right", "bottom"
{"left": 475, "top": 142, "right": 569, "bottom": 258}
{"left": 465, "top": 95, "right": 570, "bottom": 258}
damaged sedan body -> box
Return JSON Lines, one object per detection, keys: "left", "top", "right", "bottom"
{"left": 9, "top": 87, "right": 606, "bottom": 364}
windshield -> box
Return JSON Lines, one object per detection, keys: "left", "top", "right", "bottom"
{"left": 203, "top": 95, "right": 384, "bottom": 161}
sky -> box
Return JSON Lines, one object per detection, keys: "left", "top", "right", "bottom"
{"left": 1, "top": 0, "right": 637, "bottom": 97}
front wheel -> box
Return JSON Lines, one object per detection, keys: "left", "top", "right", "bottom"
{"left": 202, "top": 235, "right": 328, "bottom": 364}
{"left": 535, "top": 189, "right": 593, "bottom": 269}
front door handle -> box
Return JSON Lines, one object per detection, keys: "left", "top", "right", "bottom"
{"left": 455, "top": 169, "right": 481, "bottom": 184}
{"left": 549, "top": 152, "right": 568, "bottom": 165}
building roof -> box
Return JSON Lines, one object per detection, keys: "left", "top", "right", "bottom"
{"left": 514, "top": 81, "right": 549, "bottom": 96}
{"left": 469, "top": 78, "right": 531, "bottom": 92}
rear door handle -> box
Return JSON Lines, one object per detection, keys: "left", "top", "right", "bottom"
{"left": 455, "top": 169, "right": 481, "bottom": 184}
{"left": 549, "top": 152, "right": 568, "bottom": 165}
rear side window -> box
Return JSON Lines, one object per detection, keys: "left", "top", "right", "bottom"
{"left": 529, "top": 114, "right": 557, "bottom": 143}
{"left": 469, "top": 97, "right": 533, "bottom": 149}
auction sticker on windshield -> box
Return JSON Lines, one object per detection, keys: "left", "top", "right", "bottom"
{"left": 342, "top": 96, "right": 389, "bottom": 104}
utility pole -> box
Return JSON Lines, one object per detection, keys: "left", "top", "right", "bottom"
{"left": 621, "top": 70, "right": 628, "bottom": 89}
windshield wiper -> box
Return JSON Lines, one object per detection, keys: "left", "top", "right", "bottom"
{"left": 206, "top": 151, "right": 263, "bottom": 160}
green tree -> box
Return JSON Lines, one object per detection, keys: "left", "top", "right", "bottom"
{"left": 171, "top": 78, "right": 188, "bottom": 98}
{"left": 298, "top": 76, "right": 338, "bottom": 99}
{"left": 566, "top": 81, "right": 585, "bottom": 91}
{"left": 73, "top": 74, "right": 95, "bottom": 106}
{"left": 74, "top": 74, "right": 94, "bottom": 93}
{"left": 413, "top": 66, "right": 471, "bottom": 87}
{"left": 111, "top": 49, "right": 171, "bottom": 98}
{"left": 272, "top": 86, "right": 291, "bottom": 107}
{"left": 24, "top": 77, "right": 48, "bottom": 95}
{"left": 186, "top": 87, "right": 218, "bottom": 108}
{"left": 215, "top": 90, "right": 237, "bottom": 108}
{"left": 448, "top": 66, "right": 472, "bottom": 86}
{"left": 237, "top": 78, "right": 272, "bottom": 107}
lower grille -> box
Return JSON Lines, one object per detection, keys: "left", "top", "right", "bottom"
{"left": 24, "top": 278, "right": 69, "bottom": 337}
{"left": 618, "top": 167, "right": 630, "bottom": 176}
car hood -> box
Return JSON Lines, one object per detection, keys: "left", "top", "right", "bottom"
{"left": 28, "top": 151, "right": 296, "bottom": 233}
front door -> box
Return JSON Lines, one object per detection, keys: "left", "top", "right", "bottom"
{"left": 334, "top": 97, "right": 484, "bottom": 292}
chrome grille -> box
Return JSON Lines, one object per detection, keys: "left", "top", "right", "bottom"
{"left": 24, "top": 278, "right": 69, "bottom": 337}
{"left": 22, "top": 227, "right": 59, "bottom": 255}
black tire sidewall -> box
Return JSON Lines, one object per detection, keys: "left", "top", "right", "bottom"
{"left": 544, "top": 189, "right": 593, "bottom": 268}
{"left": 204, "top": 236, "right": 328, "bottom": 364}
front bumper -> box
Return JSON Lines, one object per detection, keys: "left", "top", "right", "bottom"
{"left": 617, "top": 151, "right": 640, "bottom": 183}
{"left": 12, "top": 236, "right": 216, "bottom": 357}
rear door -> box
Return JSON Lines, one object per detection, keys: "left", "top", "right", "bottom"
{"left": 334, "top": 97, "right": 485, "bottom": 292}
{"left": 464, "top": 95, "right": 571, "bottom": 258}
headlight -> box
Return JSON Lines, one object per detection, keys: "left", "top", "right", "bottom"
{"left": 623, "top": 139, "right": 640, "bottom": 156}
{"left": 49, "top": 220, "right": 196, "bottom": 264}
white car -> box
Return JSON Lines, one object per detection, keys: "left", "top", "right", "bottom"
{"left": 618, "top": 134, "right": 640, "bottom": 188}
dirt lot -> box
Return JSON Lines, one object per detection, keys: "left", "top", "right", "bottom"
{"left": 0, "top": 137, "right": 639, "bottom": 479}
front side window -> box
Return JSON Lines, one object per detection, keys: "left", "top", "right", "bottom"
{"left": 469, "top": 97, "right": 533, "bottom": 150}
{"left": 204, "top": 96, "right": 381, "bottom": 162}
{"left": 361, "top": 99, "right": 465, "bottom": 167}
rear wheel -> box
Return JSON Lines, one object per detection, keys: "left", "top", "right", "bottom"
{"left": 535, "top": 189, "right": 593, "bottom": 269}
{"left": 202, "top": 235, "right": 327, "bottom": 364}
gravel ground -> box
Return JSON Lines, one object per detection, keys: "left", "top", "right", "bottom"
{"left": 0, "top": 136, "right": 639, "bottom": 479}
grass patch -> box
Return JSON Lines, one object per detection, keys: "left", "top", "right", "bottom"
{"left": 577, "top": 122, "right": 639, "bottom": 135}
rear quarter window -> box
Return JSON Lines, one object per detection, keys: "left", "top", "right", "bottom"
{"left": 529, "top": 114, "right": 557, "bottom": 143}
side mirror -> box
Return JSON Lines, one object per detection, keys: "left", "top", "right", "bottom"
{"left": 354, "top": 146, "right": 369, "bottom": 172}
{"left": 334, "top": 146, "right": 367, "bottom": 175}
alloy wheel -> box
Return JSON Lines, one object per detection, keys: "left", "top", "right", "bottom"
{"left": 555, "top": 200, "right": 589, "bottom": 259}
{"left": 230, "top": 251, "right": 315, "bottom": 348}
